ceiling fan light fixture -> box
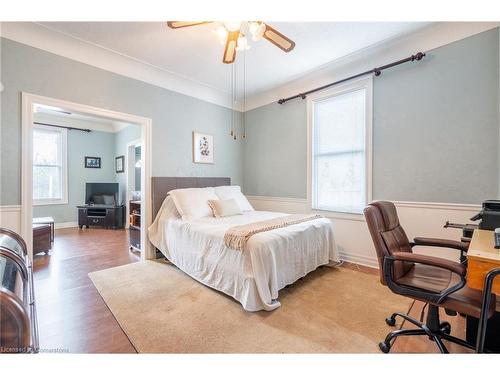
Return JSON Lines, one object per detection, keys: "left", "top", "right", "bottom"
{"left": 223, "top": 21, "right": 241, "bottom": 32}
{"left": 236, "top": 35, "right": 251, "bottom": 51}
{"left": 248, "top": 21, "right": 265, "bottom": 41}
{"left": 167, "top": 20, "right": 295, "bottom": 64}
{"left": 214, "top": 25, "right": 228, "bottom": 45}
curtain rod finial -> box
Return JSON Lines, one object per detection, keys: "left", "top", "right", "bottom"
{"left": 413, "top": 52, "right": 425, "bottom": 61}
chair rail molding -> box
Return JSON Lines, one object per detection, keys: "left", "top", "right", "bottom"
{"left": 247, "top": 195, "right": 480, "bottom": 212}
{"left": 247, "top": 195, "right": 480, "bottom": 268}
{"left": 0, "top": 205, "right": 22, "bottom": 211}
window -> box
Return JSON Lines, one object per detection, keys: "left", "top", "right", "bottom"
{"left": 33, "top": 125, "right": 68, "bottom": 205}
{"left": 311, "top": 78, "right": 372, "bottom": 214}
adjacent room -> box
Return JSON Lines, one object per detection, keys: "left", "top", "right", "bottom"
{"left": 1, "top": 17, "right": 500, "bottom": 361}
{"left": 28, "top": 105, "right": 144, "bottom": 325}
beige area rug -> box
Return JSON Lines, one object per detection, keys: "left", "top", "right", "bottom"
{"left": 89, "top": 261, "right": 409, "bottom": 353}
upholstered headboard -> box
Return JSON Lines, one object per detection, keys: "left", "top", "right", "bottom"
{"left": 151, "top": 177, "right": 231, "bottom": 218}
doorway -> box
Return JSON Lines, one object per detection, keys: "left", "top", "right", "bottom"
{"left": 125, "top": 139, "right": 142, "bottom": 253}
{"left": 21, "top": 93, "right": 154, "bottom": 261}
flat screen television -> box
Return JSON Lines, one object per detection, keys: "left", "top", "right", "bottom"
{"left": 85, "top": 183, "right": 119, "bottom": 206}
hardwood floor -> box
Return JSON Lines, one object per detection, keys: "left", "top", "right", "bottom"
{"left": 33, "top": 227, "right": 139, "bottom": 353}
{"left": 32, "top": 230, "right": 468, "bottom": 353}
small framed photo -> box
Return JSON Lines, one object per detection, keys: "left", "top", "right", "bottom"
{"left": 85, "top": 156, "right": 101, "bottom": 169}
{"left": 115, "top": 156, "right": 125, "bottom": 173}
{"left": 192, "top": 132, "right": 214, "bottom": 164}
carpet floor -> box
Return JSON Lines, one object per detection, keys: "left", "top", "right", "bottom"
{"left": 89, "top": 260, "right": 409, "bottom": 353}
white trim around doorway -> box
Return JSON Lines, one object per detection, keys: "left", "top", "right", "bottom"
{"left": 125, "top": 138, "right": 142, "bottom": 229}
{"left": 21, "top": 93, "right": 154, "bottom": 261}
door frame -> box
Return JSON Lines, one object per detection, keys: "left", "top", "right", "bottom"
{"left": 125, "top": 138, "right": 142, "bottom": 228}
{"left": 21, "top": 93, "right": 154, "bottom": 261}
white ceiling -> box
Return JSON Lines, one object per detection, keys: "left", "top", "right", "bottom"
{"left": 37, "top": 22, "right": 430, "bottom": 99}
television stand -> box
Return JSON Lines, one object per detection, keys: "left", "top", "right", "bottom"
{"left": 77, "top": 204, "right": 125, "bottom": 229}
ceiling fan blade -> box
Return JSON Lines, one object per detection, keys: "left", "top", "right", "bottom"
{"left": 222, "top": 30, "right": 240, "bottom": 64}
{"left": 262, "top": 24, "right": 295, "bottom": 52}
{"left": 166, "top": 21, "right": 212, "bottom": 29}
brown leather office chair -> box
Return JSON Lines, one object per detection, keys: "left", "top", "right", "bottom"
{"left": 364, "top": 201, "right": 497, "bottom": 353}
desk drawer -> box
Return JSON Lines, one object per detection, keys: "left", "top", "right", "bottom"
{"left": 467, "top": 258, "right": 500, "bottom": 294}
{"left": 87, "top": 216, "right": 106, "bottom": 227}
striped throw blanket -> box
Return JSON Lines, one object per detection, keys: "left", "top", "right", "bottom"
{"left": 224, "top": 214, "right": 323, "bottom": 250}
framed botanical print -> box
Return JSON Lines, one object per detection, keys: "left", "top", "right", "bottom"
{"left": 192, "top": 132, "right": 214, "bottom": 164}
{"left": 85, "top": 156, "right": 101, "bottom": 168}
{"left": 115, "top": 156, "right": 125, "bottom": 173}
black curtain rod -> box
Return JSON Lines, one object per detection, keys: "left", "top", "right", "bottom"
{"left": 34, "top": 122, "right": 92, "bottom": 133}
{"left": 277, "top": 52, "right": 426, "bottom": 104}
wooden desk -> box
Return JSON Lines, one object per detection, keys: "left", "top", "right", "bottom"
{"left": 467, "top": 229, "right": 500, "bottom": 294}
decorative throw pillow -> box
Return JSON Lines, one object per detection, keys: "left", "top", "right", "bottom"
{"left": 214, "top": 185, "right": 254, "bottom": 211}
{"left": 207, "top": 199, "right": 243, "bottom": 218}
{"left": 169, "top": 187, "right": 219, "bottom": 220}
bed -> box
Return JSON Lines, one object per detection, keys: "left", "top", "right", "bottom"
{"left": 148, "top": 177, "right": 340, "bottom": 312}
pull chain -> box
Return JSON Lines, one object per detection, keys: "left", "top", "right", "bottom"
{"left": 230, "top": 62, "right": 234, "bottom": 138}
{"left": 242, "top": 47, "right": 246, "bottom": 139}
{"left": 233, "top": 60, "right": 237, "bottom": 140}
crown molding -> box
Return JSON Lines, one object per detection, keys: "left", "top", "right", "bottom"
{"left": 2, "top": 22, "right": 497, "bottom": 113}
{"left": 245, "top": 22, "right": 500, "bottom": 111}
{"left": 0, "top": 22, "right": 239, "bottom": 110}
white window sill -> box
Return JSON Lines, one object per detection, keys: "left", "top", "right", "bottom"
{"left": 33, "top": 199, "right": 68, "bottom": 206}
{"left": 312, "top": 208, "right": 366, "bottom": 222}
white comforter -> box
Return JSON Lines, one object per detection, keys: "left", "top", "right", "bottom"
{"left": 149, "top": 209, "right": 339, "bottom": 311}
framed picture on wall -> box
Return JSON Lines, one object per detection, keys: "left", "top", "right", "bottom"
{"left": 192, "top": 132, "right": 214, "bottom": 164}
{"left": 85, "top": 156, "right": 101, "bottom": 169}
{"left": 115, "top": 156, "right": 125, "bottom": 173}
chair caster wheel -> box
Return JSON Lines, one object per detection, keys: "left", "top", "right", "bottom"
{"left": 440, "top": 322, "right": 451, "bottom": 335}
{"left": 379, "top": 342, "right": 391, "bottom": 353}
{"left": 385, "top": 317, "right": 396, "bottom": 326}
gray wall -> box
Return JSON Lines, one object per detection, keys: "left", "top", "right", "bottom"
{"left": 243, "top": 28, "right": 500, "bottom": 204}
{"left": 32, "top": 129, "right": 116, "bottom": 222}
{"left": 244, "top": 100, "right": 307, "bottom": 198}
{"left": 0, "top": 37, "right": 243, "bottom": 206}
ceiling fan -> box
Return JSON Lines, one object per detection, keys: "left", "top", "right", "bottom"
{"left": 166, "top": 21, "right": 296, "bottom": 64}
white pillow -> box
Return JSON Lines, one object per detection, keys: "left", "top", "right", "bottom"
{"left": 208, "top": 199, "right": 242, "bottom": 217}
{"left": 169, "top": 187, "right": 219, "bottom": 220}
{"left": 214, "top": 185, "right": 254, "bottom": 211}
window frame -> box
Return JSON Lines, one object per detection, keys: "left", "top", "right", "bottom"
{"left": 32, "top": 124, "right": 68, "bottom": 206}
{"left": 307, "top": 76, "right": 373, "bottom": 217}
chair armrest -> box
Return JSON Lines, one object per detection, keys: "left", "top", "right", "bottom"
{"left": 392, "top": 251, "right": 466, "bottom": 277}
{"left": 413, "top": 237, "right": 469, "bottom": 252}
{"left": 384, "top": 253, "right": 466, "bottom": 304}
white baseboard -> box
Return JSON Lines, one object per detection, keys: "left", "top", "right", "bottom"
{"left": 55, "top": 221, "right": 78, "bottom": 229}
{"left": 1, "top": 206, "right": 79, "bottom": 232}
{"left": 338, "top": 251, "right": 379, "bottom": 269}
